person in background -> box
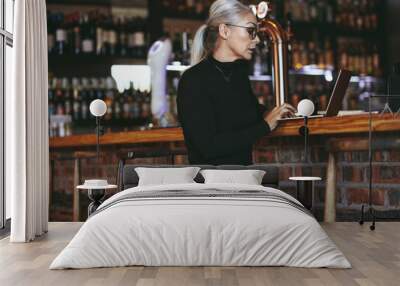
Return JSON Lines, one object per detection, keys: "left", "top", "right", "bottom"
{"left": 177, "top": 0, "right": 296, "bottom": 165}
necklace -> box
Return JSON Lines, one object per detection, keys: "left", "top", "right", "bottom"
{"left": 208, "top": 58, "right": 233, "bottom": 82}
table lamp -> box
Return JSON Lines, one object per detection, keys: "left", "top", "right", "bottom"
{"left": 297, "top": 99, "right": 315, "bottom": 166}
{"left": 89, "top": 99, "right": 107, "bottom": 166}
{"left": 76, "top": 99, "right": 117, "bottom": 217}
{"left": 290, "top": 99, "right": 318, "bottom": 211}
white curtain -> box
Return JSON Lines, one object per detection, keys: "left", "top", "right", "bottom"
{"left": 8, "top": 0, "right": 49, "bottom": 242}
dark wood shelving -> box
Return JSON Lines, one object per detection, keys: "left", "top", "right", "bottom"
{"left": 162, "top": 13, "right": 206, "bottom": 21}
{"left": 334, "top": 28, "right": 380, "bottom": 39}
{"left": 291, "top": 20, "right": 380, "bottom": 39}
{"left": 48, "top": 54, "right": 147, "bottom": 77}
{"left": 291, "top": 21, "right": 335, "bottom": 31}
{"left": 49, "top": 54, "right": 147, "bottom": 65}
{"left": 47, "top": 0, "right": 147, "bottom": 7}
{"left": 47, "top": 0, "right": 112, "bottom": 6}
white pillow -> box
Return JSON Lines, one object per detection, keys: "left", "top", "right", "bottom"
{"left": 200, "top": 169, "right": 266, "bottom": 185}
{"left": 135, "top": 167, "right": 201, "bottom": 186}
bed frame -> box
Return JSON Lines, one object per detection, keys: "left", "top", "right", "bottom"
{"left": 121, "top": 164, "right": 279, "bottom": 190}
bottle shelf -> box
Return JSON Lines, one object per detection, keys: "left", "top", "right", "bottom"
{"left": 48, "top": 55, "right": 147, "bottom": 77}
{"left": 162, "top": 13, "right": 206, "bottom": 21}
{"left": 47, "top": 0, "right": 112, "bottom": 6}
{"left": 291, "top": 21, "right": 379, "bottom": 38}
{"left": 49, "top": 54, "right": 147, "bottom": 65}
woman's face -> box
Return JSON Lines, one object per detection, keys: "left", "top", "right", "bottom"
{"left": 224, "top": 12, "right": 260, "bottom": 60}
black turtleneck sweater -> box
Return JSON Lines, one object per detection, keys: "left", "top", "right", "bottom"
{"left": 177, "top": 55, "right": 271, "bottom": 165}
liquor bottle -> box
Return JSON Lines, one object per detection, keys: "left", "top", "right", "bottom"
{"left": 109, "top": 17, "right": 118, "bottom": 56}
{"left": 127, "top": 18, "right": 136, "bottom": 57}
{"left": 324, "top": 39, "right": 334, "bottom": 69}
{"left": 172, "top": 30, "right": 182, "bottom": 63}
{"left": 141, "top": 90, "right": 151, "bottom": 122}
{"left": 104, "top": 77, "right": 114, "bottom": 122}
{"left": 47, "top": 12, "right": 56, "bottom": 55}
{"left": 300, "top": 0, "right": 309, "bottom": 22}
{"left": 366, "top": 44, "right": 374, "bottom": 75}
{"left": 113, "top": 83, "right": 122, "bottom": 122}
{"left": 63, "top": 77, "right": 72, "bottom": 116}
{"left": 308, "top": 41, "right": 317, "bottom": 66}
{"left": 186, "top": 0, "right": 195, "bottom": 16}
{"left": 338, "top": 43, "right": 348, "bottom": 70}
{"left": 195, "top": 1, "right": 205, "bottom": 16}
{"left": 362, "top": 0, "right": 371, "bottom": 30}
{"left": 88, "top": 78, "right": 97, "bottom": 107}
{"left": 102, "top": 16, "right": 111, "bottom": 56}
{"left": 309, "top": 0, "right": 318, "bottom": 21}
{"left": 317, "top": 41, "right": 325, "bottom": 69}
{"left": 325, "top": 0, "right": 334, "bottom": 23}
{"left": 96, "top": 14, "right": 105, "bottom": 55}
{"left": 347, "top": 44, "right": 355, "bottom": 72}
{"left": 80, "top": 78, "right": 89, "bottom": 121}
{"left": 336, "top": 0, "right": 344, "bottom": 26}
{"left": 96, "top": 78, "right": 105, "bottom": 100}
{"left": 135, "top": 18, "right": 147, "bottom": 58}
{"left": 81, "top": 14, "right": 95, "bottom": 55}
{"left": 122, "top": 85, "right": 131, "bottom": 122}
{"left": 171, "top": 76, "right": 180, "bottom": 116}
{"left": 72, "top": 12, "right": 81, "bottom": 55}
{"left": 72, "top": 77, "right": 81, "bottom": 122}
{"left": 48, "top": 78, "right": 56, "bottom": 117}
{"left": 368, "top": 0, "right": 378, "bottom": 30}
{"left": 359, "top": 45, "right": 367, "bottom": 75}
{"left": 55, "top": 13, "right": 68, "bottom": 55}
{"left": 118, "top": 17, "right": 128, "bottom": 57}
{"left": 131, "top": 85, "right": 140, "bottom": 120}
{"left": 372, "top": 44, "right": 381, "bottom": 77}
{"left": 299, "top": 41, "right": 308, "bottom": 67}
{"left": 291, "top": 40, "right": 301, "bottom": 70}
{"left": 181, "top": 31, "right": 190, "bottom": 65}
{"left": 134, "top": 89, "right": 143, "bottom": 121}
{"left": 55, "top": 78, "right": 65, "bottom": 115}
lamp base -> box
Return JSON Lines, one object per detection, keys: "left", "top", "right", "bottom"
{"left": 87, "top": 189, "right": 106, "bottom": 216}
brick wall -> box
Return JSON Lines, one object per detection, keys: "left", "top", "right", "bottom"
{"left": 254, "top": 134, "right": 400, "bottom": 221}
{"left": 50, "top": 134, "right": 400, "bottom": 222}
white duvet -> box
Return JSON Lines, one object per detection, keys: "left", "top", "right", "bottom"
{"left": 50, "top": 183, "right": 351, "bottom": 269}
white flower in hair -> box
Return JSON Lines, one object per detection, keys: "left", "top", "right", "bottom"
{"left": 250, "top": 1, "right": 269, "bottom": 19}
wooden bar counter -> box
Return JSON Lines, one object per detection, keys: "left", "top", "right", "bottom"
{"left": 50, "top": 114, "right": 400, "bottom": 148}
{"left": 49, "top": 114, "right": 400, "bottom": 222}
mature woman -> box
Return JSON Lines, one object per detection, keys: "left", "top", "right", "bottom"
{"left": 177, "top": 0, "right": 295, "bottom": 165}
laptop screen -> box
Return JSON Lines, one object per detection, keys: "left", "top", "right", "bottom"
{"left": 325, "top": 69, "right": 352, "bottom": 117}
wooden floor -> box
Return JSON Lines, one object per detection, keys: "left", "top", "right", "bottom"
{"left": 0, "top": 222, "right": 399, "bottom": 286}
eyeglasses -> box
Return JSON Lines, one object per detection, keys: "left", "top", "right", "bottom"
{"left": 225, "top": 23, "right": 259, "bottom": 40}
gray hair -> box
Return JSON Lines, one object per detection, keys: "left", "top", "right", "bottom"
{"left": 190, "top": 0, "right": 252, "bottom": 65}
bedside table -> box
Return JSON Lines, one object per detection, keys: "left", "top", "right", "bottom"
{"left": 77, "top": 181, "right": 117, "bottom": 216}
{"left": 289, "top": 176, "right": 321, "bottom": 211}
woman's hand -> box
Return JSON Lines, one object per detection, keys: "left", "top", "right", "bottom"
{"left": 263, "top": 103, "right": 297, "bottom": 131}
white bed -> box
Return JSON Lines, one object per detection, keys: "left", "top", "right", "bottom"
{"left": 50, "top": 183, "right": 351, "bottom": 269}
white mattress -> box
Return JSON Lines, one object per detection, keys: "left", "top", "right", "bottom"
{"left": 50, "top": 183, "right": 351, "bottom": 269}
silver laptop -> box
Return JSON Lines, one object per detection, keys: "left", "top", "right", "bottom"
{"left": 279, "top": 69, "right": 352, "bottom": 120}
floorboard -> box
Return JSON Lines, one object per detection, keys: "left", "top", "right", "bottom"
{"left": 0, "top": 222, "right": 399, "bottom": 286}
